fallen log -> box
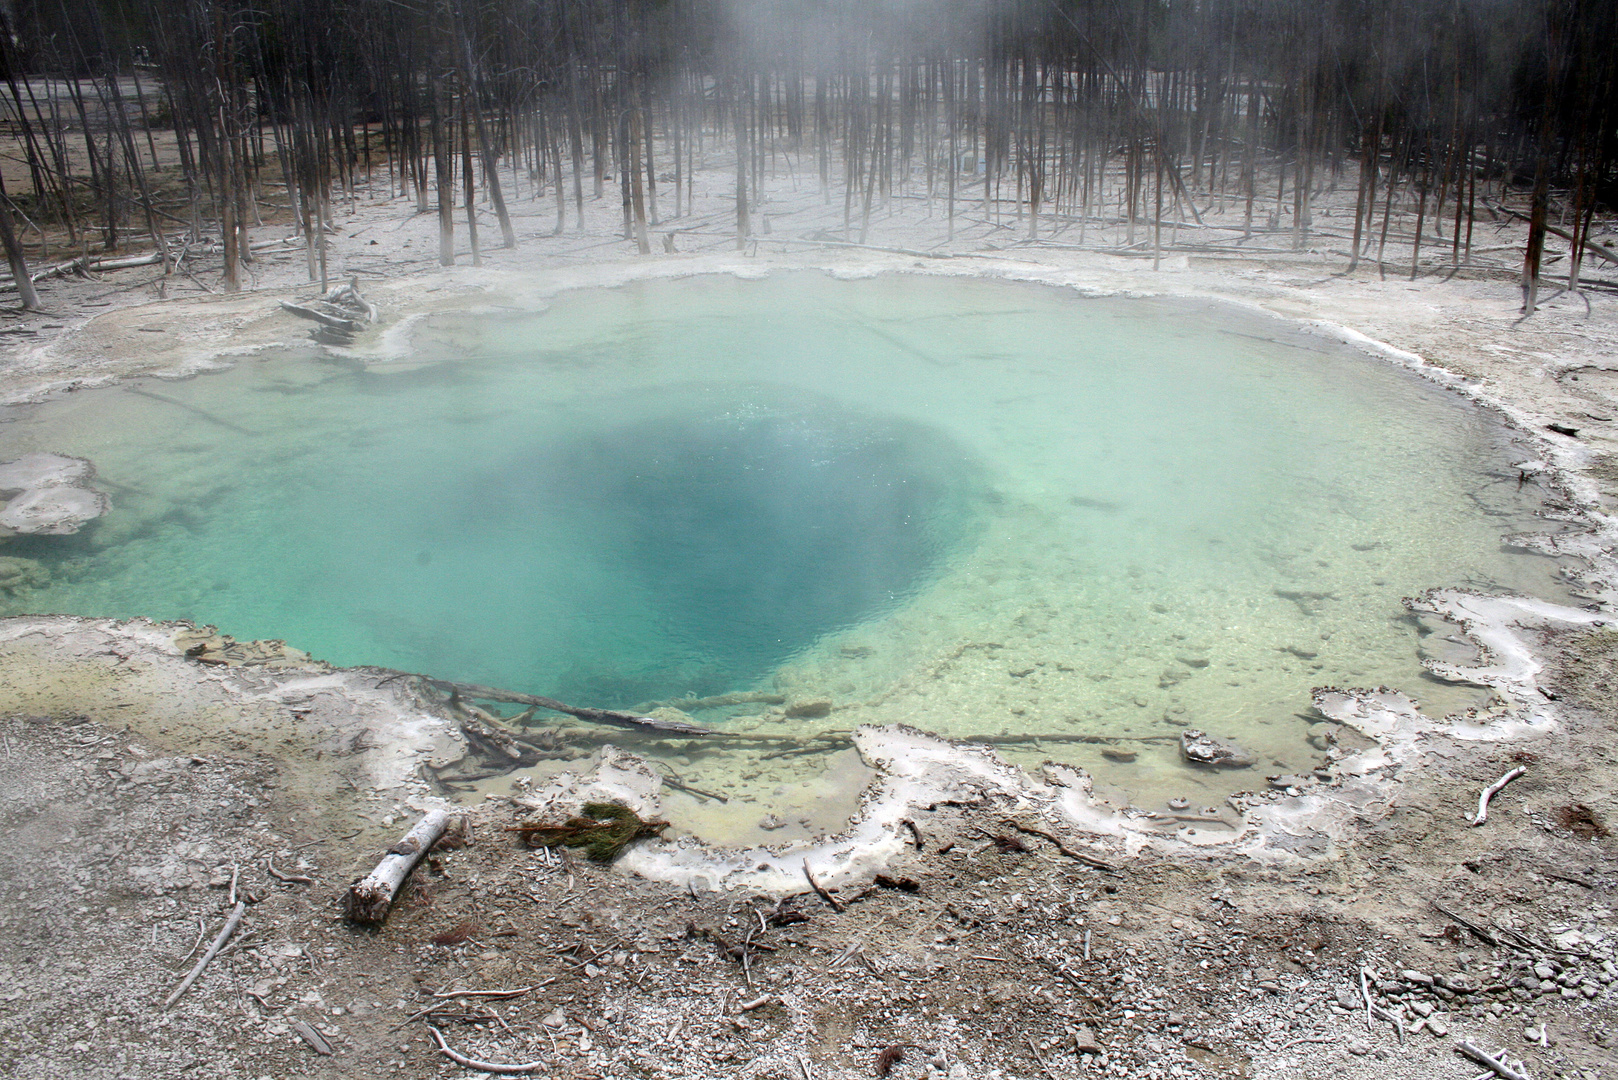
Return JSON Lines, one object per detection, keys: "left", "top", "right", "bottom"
{"left": 89, "top": 251, "right": 165, "bottom": 272}
{"left": 343, "top": 809, "right": 454, "bottom": 925}
{"left": 0, "top": 257, "right": 85, "bottom": 292}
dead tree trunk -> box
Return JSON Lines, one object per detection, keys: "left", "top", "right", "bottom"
{"left": 343, "top": 809, "right": 455, "bottom": 926}
{"left": 0, "top": 171, "right": 39, "bottom": 309}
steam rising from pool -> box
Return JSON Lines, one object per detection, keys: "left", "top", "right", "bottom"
{"left": 0, "top": 272, "right": 1572, "bottom": 832}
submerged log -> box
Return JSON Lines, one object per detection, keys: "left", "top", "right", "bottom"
{"left": 428, "top": 678, "right": 711, "bottom": 735}
{"left": 343, "top": 809, "right": 454, "bottom": 925}
{"left": 633, "top": 690, "right": 786, "bottom": 712}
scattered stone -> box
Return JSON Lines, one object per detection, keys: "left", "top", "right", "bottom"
{"left": 1179, "top": 729, "right": 1257, "bottom": 769}
{"left": 758, "top": 814, "right": 786, "bottom": 831}
{"left": 0, "top": 555, "right": 49, "bottom": 595}
{"left": 1101, "top": 748, "right": 1137, "bottom": 763}
{"left": 784, "top": 698, "right": 832, "bottom": 719}
{"left": 1348, "top": 1039, "right": 1371, "bottom": 1056}
{"left": 1073, "top": 1025, "right": 1102, "bottom": 1054}
{"left": 1403, "top": 969, "right": 1434, "bottom": 986}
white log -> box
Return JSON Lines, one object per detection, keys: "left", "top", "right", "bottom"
{"left": 88, "top": 252, "right": 164, "bottom": 271}
{"left": 343, "top": 809, "right": 453, "bottom": 925}
{"left": 1471, "top": 766, "right": 1527, "bottom": 826}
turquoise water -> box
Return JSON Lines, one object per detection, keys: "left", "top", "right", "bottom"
{"left": 0, "top": 272, "right": 1572, "bottom": 816}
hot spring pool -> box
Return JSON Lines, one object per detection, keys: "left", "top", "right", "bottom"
{"left": 0, "top": 271, "right": 1574, "bottom": 838}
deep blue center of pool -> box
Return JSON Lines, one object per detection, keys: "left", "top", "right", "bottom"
{"left": 455, "top": 389, "right": 980, "bottom": 703}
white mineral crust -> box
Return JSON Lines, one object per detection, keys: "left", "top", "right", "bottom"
{"left": 0, "top": 451, "right": 109, "bottom": 535}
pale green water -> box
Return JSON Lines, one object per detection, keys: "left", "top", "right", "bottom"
{"left": 0, "top": 272, "right": 1572, "bottom": 830}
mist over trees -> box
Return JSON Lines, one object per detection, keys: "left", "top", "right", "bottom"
{"left": 0, "top": 0, "right": 1612, "bottom": 307}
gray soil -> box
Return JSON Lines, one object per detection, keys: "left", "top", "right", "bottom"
{"left": 0, "top": 652, "right": 1612, "bottom": 1080}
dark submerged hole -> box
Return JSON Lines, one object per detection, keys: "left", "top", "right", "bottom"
{"left": 500, "top": 386, "right": 984, "bottom": 706}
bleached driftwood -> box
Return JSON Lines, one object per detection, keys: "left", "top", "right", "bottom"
{"left": 1457, "top": 1041, "right": 1531, "bottom": 1080}
{"left": 426, "top": 1025, "right": 545, "bottom": 1074}
{"left": 1471, "top": 766, "right": 1527, "bottom": 826}
{"left": 331, "top": 277, "right": 376, "bottom": 322}
{"left": 343, "top": 809, "right": 454, "bottom": 925}
{"left": 164, "top": 900, "right": 246, "bottom": 1008}
{"left": 278, "top": 300, "right": 362, "bottom": 333}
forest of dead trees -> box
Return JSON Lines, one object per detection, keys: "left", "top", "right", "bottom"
{"left": 0, "top": 0, "right": 1613, "bottom": 313}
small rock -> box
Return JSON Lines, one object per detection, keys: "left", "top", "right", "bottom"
{"left": 1168, "top": 797, "right": 1190, "bottom": 810}
{"left": 1179, "top": 729, "right": 1257, "bottom": 769}
{"left": 1348, "top": 1039, "right": 1371, "bottom": 1056}
{"left": 758, "top": 815, "right": 787, "bottom": 831}
{"left": 1534, "top": 963, "right": 1556, "bottom": 980}
{"left": 784, "top": 698, "right": 832, "bottom": 719}
{"left": 1428, "top": 1017, "right": 1449, "bottom": 1038}
{"left": 0, "top": 556, "right": 49, "bottom": 596}
{"left": 543, "top": 1007, "right": 568, "bottom": 1029}
{"left": 1402, "top": 970, "right": 1434, "bottom": 986}
{"left": 1073, "top": 1025, "right": 1102, "bottom": 1054}
{"left": 1100, "top": 748, "right": 1137, "bottom": 763}
{"left": 1410, "top": 1000, "right": 1434, "bottom": 1017}
{"left": 1306, "top": 722, "right": 1336, "bottom": 750}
